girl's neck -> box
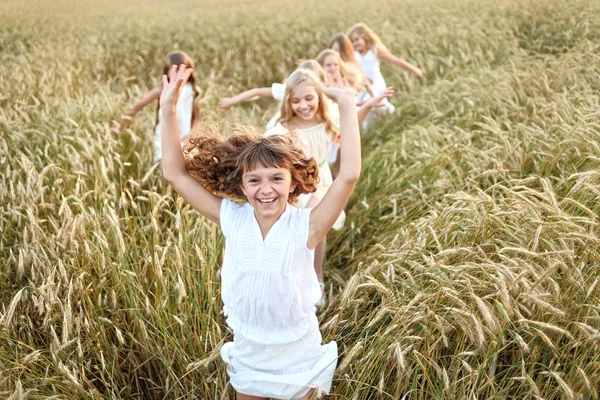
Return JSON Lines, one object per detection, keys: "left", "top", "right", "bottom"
{"left": 253, "top": 208, "right": 285, "bottom": 240}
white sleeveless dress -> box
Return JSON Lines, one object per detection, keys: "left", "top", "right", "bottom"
{"left": 219, "top": 199, "right": 338, "bottom": 398}
{"left": 355, "top": 48, "right": 396, "bottom": 115}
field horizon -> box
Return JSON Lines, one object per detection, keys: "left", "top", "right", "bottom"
{"left": 2, "top": 0, "right": 600, "bottom": 398}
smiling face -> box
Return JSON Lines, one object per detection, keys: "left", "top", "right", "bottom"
{"left": 290, "top": 83, "right": 319, "bottom": 123}
{"left": 322, "top": 54, "right": 340, "bottom": 75}
{"left": 350, "top": 33, "right": 367, "bottom": 54}
{"left": 241, "top": 164, "right": 296, "bottom": 221}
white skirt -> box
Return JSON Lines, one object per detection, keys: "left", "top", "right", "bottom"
{"left": 220, "top": 327, "right": 338, "bottom": 399}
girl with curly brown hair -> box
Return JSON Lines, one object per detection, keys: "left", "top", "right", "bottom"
{"left": 159, "top": 64, "right": 361, "bottom": 400}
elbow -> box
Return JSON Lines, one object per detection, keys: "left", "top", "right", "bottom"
{"left": 340, "top": 170, "right": 360, "bottom": 185}
{"left": 161, "top": 166, "right": 179, "bottom": 185}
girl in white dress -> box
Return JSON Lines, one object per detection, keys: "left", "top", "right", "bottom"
{"left": 347, "top": 23, "right": 423, "bottom": 118}
{"left": 219, "top": 60, "right": 329, "bottom": 131}
{"left": 316, "top": 49, "right": 374, "bottom": 105}
{"left": 159, "top": 64, "right": 361, "bottom": 400}
{"left": 264, "top": 69, "right": 341, "bottom": 305}
{"left": 117, "top": 51, "right": 202, "bottom": 164}
{"left": 263, "top": 68, "right": 393, "bottom": 306}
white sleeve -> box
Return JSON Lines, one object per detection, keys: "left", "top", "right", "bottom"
{"left": 220, "top": 198, "right": 240, "bottom": 238}
{"left": 271, "top": 82, "right": 286, "bottom": 101}
{"left": 328, "top": 102, "right": 340, "bottom": 131}
{"left": 299, "top": 208, "right": 312, "bottom": 248}
{"left": 176, "top": 83, "right": 195, "bottom": 139}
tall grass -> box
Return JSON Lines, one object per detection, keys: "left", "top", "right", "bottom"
{"left": 2, "top": 0, "right": 600, "bottom": 398}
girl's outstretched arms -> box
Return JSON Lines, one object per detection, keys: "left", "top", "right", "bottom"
{"left": 219, "top": 87, "right": 273, "bottom": 111}
{"left": 378, "top": 48, "right": 423, "bottom": 79}
{"left": 161, "top": 65, "right": 222, "bottom": 223}
{"left": 357, "top": 86, "right": 394, "bottom": 125}
{"left": 307, "top": 72, "right": 361, "bottom": 249}
{"left": 117, "top": 85, "right": 162, "bottom": 132}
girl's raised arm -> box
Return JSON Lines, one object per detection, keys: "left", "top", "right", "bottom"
{"left": 219, "top": 87, "right": 274, "bottom": 111}
{"left": 357, "top": 86, "right": 394, "bottom": 125}
{"left": 117, "top": 85, "right": 162, "bottom": 133}
{"left": 161, "top": 65, "right": 222, "bottom": 223}
{"left": 307, "top": 74, "right": 361, "bottom": 249}
{"left": 378, "top": 48, "right": 423, "bottom": 79}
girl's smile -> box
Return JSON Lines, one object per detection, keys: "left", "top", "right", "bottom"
{"left": 322, "top": 54, "right": 340, "bottom": 75}
{"left": 290, "top": 83, "right": 319, "bottom": 123}
{"left": 241, "top": 165, "right": 296, "bottom": 222}
{"left": 350, "top": 33, "right": 367, "bottom": 54}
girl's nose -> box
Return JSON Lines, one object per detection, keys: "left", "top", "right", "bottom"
{"left": 260, "top": 182, "right": 273, "bottom": 194}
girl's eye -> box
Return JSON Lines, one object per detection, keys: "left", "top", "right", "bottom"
{"left": 306, "top": 96, "right": 313, "bottom": 101}
{"left": 273, "top": 177, "right": 282, "bottom": 181}
{"left": 249, "top": 179, "right": 258, "bottom": 183}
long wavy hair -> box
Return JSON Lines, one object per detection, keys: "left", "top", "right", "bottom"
{"left": 347, "top": 23, "right": 388, "bottom": 53}
{"left": 297, "top": 59, "right": 327, "bottom": 85}
{"left": 328, "top": 33, "right": 357, "bottom": 63}
{"left": 184, "top": 125, "right": 318, "bottom": 203}
{"left": 156, "top": 51, "right": 202, "bottom": 127}
{"left": 278, "top": 69, "right": 337, "bottom": 143}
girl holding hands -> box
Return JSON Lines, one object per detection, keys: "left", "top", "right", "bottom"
{"left": 160, "top": 64, "right": 360, "bottom": 399}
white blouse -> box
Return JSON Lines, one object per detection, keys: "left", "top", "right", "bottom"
{"left": 219, "top": 199, "right": 321, "bottom": 345}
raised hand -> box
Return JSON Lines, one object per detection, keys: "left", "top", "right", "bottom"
{"left": 218, "top": 97, "right": 235, "bottom": 111}
{"left": 160, "top": 64, "right": 193, "bottom": 108}
{"left": 318, "top": 70, "right": 355, "bottom": 105}
{"left": 366, "top": 86, "right": 394, "bottom": 108}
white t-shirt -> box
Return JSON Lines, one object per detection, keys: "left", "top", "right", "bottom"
{"left": 219, "top": 199, "right": 321, "bottom": 345}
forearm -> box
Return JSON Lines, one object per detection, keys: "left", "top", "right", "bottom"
{"left": 232, "top": 87, "right": 271, "bottom": 103}
{"left": 337, "top": 98, "right": 361, "bottom": 182}
{"left": 394, "top": 58, "right": 421, "bottom": 75}
{"left": 357, "top": 102, "right": 373, "bottom": 126}
{"left": 161, "top": 106, "right": 188, "bottom": 181}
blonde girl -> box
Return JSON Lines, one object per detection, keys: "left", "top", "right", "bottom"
{"left": 218, "top": 61, "right": 327, "bottom": 113}
{"left": 264, "top": 68, "right": 392, "bottom": 305}
{"left": 118, "top": 51, "right": 202, "bottom": 163}
{"left": 347, "top": 23, "right": 422, "bottom": 101}
{"left": 160, "top": 64, "right": 361, "bottom": 400}
{"left": 316, "top": 49, "right": 374, "bottom": 105}
{"left": 264, "top": 69, "right": 339, "bottom": 305}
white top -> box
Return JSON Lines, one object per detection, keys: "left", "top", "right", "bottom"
{"left": 265, "top": 122, "right": 330, "bottom": 166}
{"left": 219, "top": 199, "right": 321, "bottom": 345}
{"left": 355, "top": 49, "right": 396, "bottom": 114}
{"left": 355, "top": 48, "right": 387, "bottom": 94}
{"left": 271, "top": 82, "right": 285, "bottom": 101}
{"left": 153, "top": 82, "right": 194, "bottom": 163}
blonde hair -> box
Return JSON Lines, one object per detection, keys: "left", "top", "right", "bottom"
{"left": 184, "top": 125, "right": 318, "bottom": 203}
{"left": 347, "top": 23, "right": 388, "bottom": 53}
{"left": 297, "top": 59, "right": 327, "bottom": 85}
{"left": 316, "top": 49, "right": 366, "bottom": 93}
{"left": 278, "top": 69, "right": 337, "bottom": 143}
{"left": 328, "top": 33, "right": 357, "bottom": 63}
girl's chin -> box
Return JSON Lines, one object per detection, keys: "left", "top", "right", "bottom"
{"left": 298, "top": 113, "right": 317, "bottom": 121}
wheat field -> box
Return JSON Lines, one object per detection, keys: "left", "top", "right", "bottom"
{"left": 1, "top": 0, "right": 600, "bottom": 398}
